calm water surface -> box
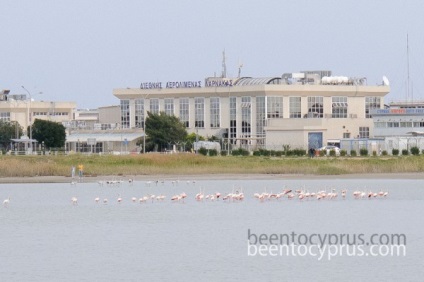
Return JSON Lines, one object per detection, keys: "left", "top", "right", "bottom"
{"left": 0, "top": 178, "right": 423, "bottom": 282}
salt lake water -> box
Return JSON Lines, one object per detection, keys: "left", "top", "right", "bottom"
{"left": 0, "top": 178, "right": 423, "bottom": 281}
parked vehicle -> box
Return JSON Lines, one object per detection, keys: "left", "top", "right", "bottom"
{"left": 318, "top": 146, "right": 341, "bottom": 156}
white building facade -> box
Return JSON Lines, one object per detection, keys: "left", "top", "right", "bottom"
{"left": 113, "top": 71, "right": 390, "bottom": 151}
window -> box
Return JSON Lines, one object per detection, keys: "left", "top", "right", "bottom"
{"left": 307, "top": 97, "right": 323, "bottom": 118}
{"left": 359, "top": 127, "right": 369, "bottom": 138}
{"left": 332, "top": 97, "right": 348, "bottom": 118}
{"left": 150, "top": 99, "right": 159, "bottom": 114}
{"left": 400, "top": 122, "right": 412, "bottom": 128}
{"left": 230, "top": 97, "right": 237, "bottom": 144}
{"left": 135, "top": 99, "right": 144, "bottom": 129}
{"left": 387, "top": 122, "right": 400, "bottom": 128}
{"left": 179, "top": 98, "right": 189, "bottom": 127}
{"left": 343, "top": 132, "right": 351, "bottom": 138}
{"left": 267, "top": 97, "right": 283, "bottom": 118}
{"left": 120, "top": 100, "right": 130, "bottom": 128}
{"left": 374, "top": 122, "right": 386, "bottom": 128}
{"left": 210, "top": 97, "right": 220, "bottom": 128}
{"left": 256, "top": 97, "right": 266, "bottom": 146}
{"left": 413, "top": 122, "right": 424, "bottom": 128}
{"left": 241, "top": 96, "right": 251, "bottom": 143}
{"left": 195, "top": 97, "right": 204, "bottom": 128}
{"left": 365, "top": 97, "right": 381, "bottom": 118}
{"left": 164, "top": 99, "right": 174, "bottom": 116}
{"left": 289, "top": 97, "right": 301, "bottom": 118}
{"left": 0, "top": 112, "right": 10, "bottom": 121}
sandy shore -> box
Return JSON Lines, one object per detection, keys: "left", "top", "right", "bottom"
{"left": 1, "top": 173, "right": 424, "bottom": 183}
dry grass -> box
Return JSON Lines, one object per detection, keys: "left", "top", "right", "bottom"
{"left": 0, "top": 153, "right": 423, "bottom": 177}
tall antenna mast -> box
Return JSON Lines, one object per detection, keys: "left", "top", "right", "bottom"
{"left": 221, "top": 50, "right": 227, "bottom": 78}
{"left": 238, "top": 59, "right": 243, "bottom": 78}
{"left": 407, "top": 34, "right": 410, "bottom": 103}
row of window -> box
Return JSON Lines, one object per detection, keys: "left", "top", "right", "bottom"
{"left": 33, "top": 112, "right": 69, "bottom": 116}
{"left": 375, "top": 121, "right": 424, "bottom": 128}
{"left": 121, "top": 96, "right": 381, "bottom": 129}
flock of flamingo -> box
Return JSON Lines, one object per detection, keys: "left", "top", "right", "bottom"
{"left": 65, "top": 178, "right": 390, "bottom": 206}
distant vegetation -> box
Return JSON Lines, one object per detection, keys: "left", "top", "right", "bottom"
{"left": 0, "top": 153, "right": 424, "bottom": 178}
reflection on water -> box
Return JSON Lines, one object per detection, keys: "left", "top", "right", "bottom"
{"left": 0, "top": 178, "right": 423, "bottom": 281}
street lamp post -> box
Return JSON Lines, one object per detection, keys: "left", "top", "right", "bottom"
{"left": 21, "top": 86, "right": 42, "bottom": 154}
{"left": 143, "top": 94, "right": 149, "bottom": 154}
{"left": 21, "top": 86, "right": 33, "bottom": 153}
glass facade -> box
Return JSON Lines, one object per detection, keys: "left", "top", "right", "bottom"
{"left": 195, "top": 97, "right": 204, "bottom": 128}
{"left": 289, "top": 97, "right": 301, "bottom": 118}
{"left": 150, "top": 99, "right": 159, "bottom": 114}
{"left": 332, "top": 96, "right": 348, "bottom": 118}
{"left": 230, "top": 97, "right": 237, "bottom": 144}
{"left": 366, "top": 97, "right": 381, "bottom": 118}
{"left": 210, "top": 97, "right": 220, "bottom": 128}
{"left": 267, "top": 97, "right": 283, "bottom": 118}
{"left": 241, "top": 96, "right": 251, "bottom": 144}
{"left": 256, "top": 97, "right": 266, "bottom": 146}
{"left": 135, "top": 99, "right": 144, "bottom": 129}
{"left": 307, "top": 96, "right": 323, "bottom": 118}
{"left": 120, "top": 100, "right": 130, "bottom": 128}
{"left": 179, "top": 98, "right": 189, "bottom": 127}
{"left": 164, "top": 99, "right": 174, "bottom": 116}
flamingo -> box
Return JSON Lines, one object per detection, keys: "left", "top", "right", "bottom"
{"left": 71, "top": 197, "right": 78, "bottom": 205}
{"left": 171, "top": 195, "right": 182, "bottom": 202}
{"left": 103, "top": 198, "right": 108, "bottom": 204}
{"left": 117, "top": 194, "right": 123, "bottom": 203}
{"left": 94, "top": 197, "right": 100, "bottom": 203}
{"left": 3, "top": 197, "right": 10, "bottom": 207}
{"left": 131, "top": 197, "right": 137, "bottom": 203}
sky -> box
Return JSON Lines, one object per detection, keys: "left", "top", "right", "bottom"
{"left": 1, "top": 0, "right": 424, "bottom": 109}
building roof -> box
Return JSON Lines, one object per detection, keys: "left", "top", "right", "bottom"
{"left": 233, "top": 77, "right": 281, "bottom": 86}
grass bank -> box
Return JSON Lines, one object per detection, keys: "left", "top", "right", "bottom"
{"left": 1, "top": 153, "right": 424, "bottom": 178}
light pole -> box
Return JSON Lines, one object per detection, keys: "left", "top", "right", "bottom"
{"left": 21, "top": 86, "right": 33, "bottom": 153}
{"left": 21, "top": 86, "right": 42, "bottom": 154}
{"left": 142, "top": 94, "right": 150, "bottom": 154}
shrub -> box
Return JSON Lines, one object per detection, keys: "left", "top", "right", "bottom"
{"left": 285, "top": 150, "right": 294, "bottom": 157}
{"left": 319, "top": 150, "right": 325, "bottom": 157}
{"left": 292, "top": 149, "right": 306, "bottom": 156}
{"left": 359, "top": 148, "right": 368, "bottom": 156}
{"left": 209, "top": 149, "right": 218, "bottom": 156}
{"left": 340, "top": 150, "right": 347, "bottom": 157}
{"left": 410, "top": 146, "right": 420, "bottom": 156}
{"left": 231, "top": 148, "right": 249, "bottom": 156}
{"left": 220, "top": 150, "right": 227, "bottom": 156}
{"left": 350, "top": 150, "right": 357, "bottom": 157}
{"left": 329, "top": 149, "right": 336, "bottom": 157}
{"left": 198, "top": 147, "right": 208, "bottom": 156}
{"left": 401, "top": 149, "right": 409, "bottom": 156}
{"left": 392, "top": 149, "right": 399, "bottom": 156}
{"left": 382, "top": 150, "right": 388, "bottom": 156}
{"left": 372, "top": 150, "right": 377, "bottom": 157}
{"left": 275, "top": 151, "right": 283, "bottom": 157}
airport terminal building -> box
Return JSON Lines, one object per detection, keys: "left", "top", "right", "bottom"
{"left": 113, "top": 70, "right": 390, "bottom": 151}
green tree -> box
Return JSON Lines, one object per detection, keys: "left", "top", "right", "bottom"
{"left": 145, "top": 112, "right": 188, "bottom": 152}
{"left": 31, "top": 119, "right": 66, "bottom": 148}
{"left": 185, "top": 132, "right": 205, "bottom": 151}
{"left": 0, "top": 121, "right": 23, "bottom": 150}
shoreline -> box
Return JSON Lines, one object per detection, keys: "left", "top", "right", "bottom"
{"left": 1, "top": 172, "right": 424, "bottom": 183}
